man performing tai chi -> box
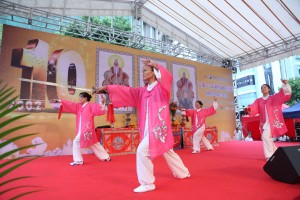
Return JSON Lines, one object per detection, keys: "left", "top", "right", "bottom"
{"left": 94, "top": 59, "right": 190, "bottom": 193}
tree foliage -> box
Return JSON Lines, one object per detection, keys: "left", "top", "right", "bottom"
{"left": 286, "top": 77, "right": 300, "bottom": 106}
{"left": 101, "top": 16, "right": 131, "bottom": 31}
{"left": 63, "top": 16, "right": 132, "bottom": 45}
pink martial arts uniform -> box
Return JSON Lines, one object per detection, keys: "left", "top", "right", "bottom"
{"left": 184, "top": 102, "right": 218, "bottom": 152}
{"left": 248, "top": 84, "right": 291, "bottom": 159}
{"left": 61, "top": 100, "right": 110, "bottom": 163}
{"left": 107, "top": 64, "right": 190, "bottom": 187}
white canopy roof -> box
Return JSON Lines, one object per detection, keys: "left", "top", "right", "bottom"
{"left": 142, "top": 0, "right": 300, "bottom": 70}
{"left": 2, "top": 0, "right": 300, "bottom": 70}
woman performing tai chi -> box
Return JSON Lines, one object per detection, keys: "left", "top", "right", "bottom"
{"left": 52, "top": 92, "right": 111, "bottom": 166}
{"left": 246, "top": 79, "right": 291, "bottom": 160}
{"left": 181, "top": 97, "right": 218, "bottom": 153}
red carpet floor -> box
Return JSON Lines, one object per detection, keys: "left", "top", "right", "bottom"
{"left": 2, "top": 141, "right": 300, "bottom": 200}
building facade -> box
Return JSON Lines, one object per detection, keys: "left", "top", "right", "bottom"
{"left": 234, "top": 55, "right": 300, "bottom": 112}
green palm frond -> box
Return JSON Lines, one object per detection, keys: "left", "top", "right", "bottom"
{"left": 0, "top": 155, "right": 41, "bottom": 178}
{"left": 0, "top": 186, "right": 42, "bottom": 200}
{"left": 0, "top": 81, "right": 13, "bottom": 97}
{"left": 0, "top": 80, "right": 42, "bottom": 199}
{"left": 0, "top": 111, "right": 29, "bottom": 127}
{"left": 0, "top": 185, "right": 42, "bottom": 195}
{"left": 0, "top": 96, "right": 19, "bottom": 112}
{"left": 0, "top": 176, "right": 33, "bottom": 187}
{"left": 0, "top": 145, "right": 42, "bottom": 162}
{"left": 8, "top": 190, "right": 42, "bottom": 200}
{"left": 0, "top": 89, "right": 17, "bottom": 106}
{"left": 0, "top": 132, "right": 36, "bottom": 149}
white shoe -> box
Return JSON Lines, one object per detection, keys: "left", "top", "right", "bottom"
{"left": 133, "top": 184, "right": 156, "bottom": 193}
{"left": 192, "top": 150, "right": 200, "bottom": 154}
{"left": 70, "top": 161, "right": 83, "bottom": 166}
{"left": 173, "top": 173, "right": 191, "bottom": 179}
{"left": 103, "top": 157, "right": 111, "bottom": 162}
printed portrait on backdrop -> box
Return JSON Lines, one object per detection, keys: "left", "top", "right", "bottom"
{"left": 96, "top": 49, "right": 134, "bottom": 113}
{"left": 137, "top": 56, "right": 168, "bottom": 86}
{"left": 102, "top": 55, "right": 130, "bottom": 86}
{"left": 172, "top": 63, "right": 197, "bottom": 109}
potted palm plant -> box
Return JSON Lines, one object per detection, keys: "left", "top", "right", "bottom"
{"left": 0, "top": 80, "right": 42, "bottom": 199}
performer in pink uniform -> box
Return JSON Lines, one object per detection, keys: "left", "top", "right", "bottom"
{"left": 95, "top": 59, "right": 190, "bottom": 193}
{"left": 182, "top": 97, "right": 218, "bottom": 153}
{"left": 53, "top": 92, "right": 111, "bottom": 165}
{"left": 246, "top": 80, "right": 291, "bottom": 160}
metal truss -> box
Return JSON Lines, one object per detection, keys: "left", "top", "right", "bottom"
{"left": 0, "top": 0, "right": 222, "bottom": 66}
{"left": 232, "top": 61, "right": 242, "bottom": 131}
{"left": 1, "top": 0, "right": 300, "bottom": 69}
{"left": 233, "top": 75, "right": 241, "bottom": 130}
{"left": 237, "top": 35, "right": 300, "bottom": 68}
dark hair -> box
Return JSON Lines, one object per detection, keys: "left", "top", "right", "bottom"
{"left": 80, "top": 92, "right": 92, "bottom": 101}
{"left": 145, "top": 65, "right": 154, "bottom": 72}
{"left": 261, "top": 84, "right": 271, "bottom": 90}
{"left": 196, "top": 100, "right": 203, "bottom": 106}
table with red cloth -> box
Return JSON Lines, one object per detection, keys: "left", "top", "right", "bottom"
{"left": 183, "top": 126, "right": 218, "bottom": 149}
{"left": 96, "top": 127, "right": 218, "bottom": 155}
{"left": 241, "top": 115, "right": 296, "bottom": 140}
{"left": 172, "top": 127, "right": 183, "bottom": 150}
{"left": 96, "top": 128, "right": 140, "bottom": 155}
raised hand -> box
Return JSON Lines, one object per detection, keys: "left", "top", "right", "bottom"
{"left": 92, "top": 86, "right": 97, "bottom": 94}
{"left": 281, "top": 79, "right": 288, "bottom": 84}
{"left": 93, "top": 86, "right": 107, "bottom": 94}
{"left": 244, "top": 106, "right": 251, "bottom": 114}
{"left": 178, "top": 107, "right": 186, "bottom": 111}
{"left": 142, "top": 59, "right": 157, "bottom": 69}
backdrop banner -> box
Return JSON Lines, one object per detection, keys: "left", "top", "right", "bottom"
{"left": 0, "top": 25, "right": 235, "bottom": 158}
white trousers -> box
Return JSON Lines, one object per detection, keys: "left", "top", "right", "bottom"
{"left": 136, "top": 134, "right": 190, "bottom": 185}
{"left": 261, "top": 126, "right": 277, "bottom": 159}
{"left": 193, "top": 126, "right": 213, "bottom": 151}
{"left": 73, "top": 133, "right": 110, "bottom": 162}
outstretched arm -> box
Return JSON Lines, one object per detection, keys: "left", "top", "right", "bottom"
{"left": 93, "top": 85, "right": 108, "bottom": 95}
{"left": 213, "top": 97, "right": 218, "bottom": 110}
{"left": 50, "top": 99, "right": 61, "bottom": 103}
{"left": 281, "top": 79, "right": 291, "bottom": 95}
{"left": 246, "top": 99, "right": 259, "bottom": 116}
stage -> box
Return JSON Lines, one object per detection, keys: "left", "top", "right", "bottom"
{"left": 2, "top": 141, "right": 300, "bottom": 200}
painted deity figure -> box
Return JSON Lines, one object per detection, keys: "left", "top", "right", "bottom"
{"left": 102, "top": 58, "right": 129, "bottom": 86}
{"left": 176, "top": 71, "right": 194, "bottom": 109}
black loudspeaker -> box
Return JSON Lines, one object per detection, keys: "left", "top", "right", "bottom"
{"left": 263, "top": 146, "right": 300, "bottom": 184}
